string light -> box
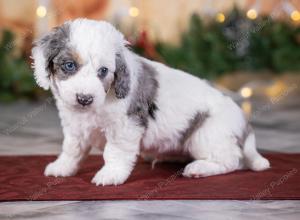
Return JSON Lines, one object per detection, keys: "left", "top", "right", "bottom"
{"left": 291, "top": 10, "right": 300, "bottom": 21}
{"left": 247, "top": 9, "right": 257, "bottom": 20}
{"left": 216, "top": 13, "right": 226, "bottom": 23}
{"left": 36, "top": 5, "right": 47, "bottom": 18}
{"left": 240, "top": 87, "right": 253, "bottom": 98}
{"left": 129, "top": 7, "right": 139, "bottom": 17}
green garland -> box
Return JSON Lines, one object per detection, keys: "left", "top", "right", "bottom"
{"left": 0, "top": 30, "right": 38, "bottom": 101}
{"left": 153, "top": 9, "right": 300, "bottom": 79}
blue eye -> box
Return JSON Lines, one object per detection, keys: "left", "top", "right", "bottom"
{"left": 62, "top": 61, "right": 76, "bottom": 73}
{"left": 98, "top": 67, "right": 108, "bottom": 78}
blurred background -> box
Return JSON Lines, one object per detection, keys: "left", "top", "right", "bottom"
{"left": 0, "top": 0, "right": 300, "bottom": 154}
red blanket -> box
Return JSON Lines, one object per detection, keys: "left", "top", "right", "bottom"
{"left": 0, "top": 154, "right": 299, "bottom": 201}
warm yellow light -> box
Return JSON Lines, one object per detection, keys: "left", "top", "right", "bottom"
{"left": 291, "top": 10, "right": 300, "bottom": 21}
{"left": 265, "top": 80, "right": 286, "bottom": 98}
{"left": 240, "top": 87, "right": 253, "bottom": 98}
{"left": 129, "top": 7, "right": 139, "bottom": 17}
{"left": 247, "top": 9, "right": 257, "bottom": 20}
{"left": 36, "top": 6, "right": 47, "bottom": 18}
{"left": 216, "top": 13, "right": 225, "bottom": 23}
{"left": 242, "top": 100, "right": 252, "bottom": 115}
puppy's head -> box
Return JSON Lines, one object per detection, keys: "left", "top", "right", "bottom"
{"left": 32, "top": 19, "right": 130, "bottom": 109}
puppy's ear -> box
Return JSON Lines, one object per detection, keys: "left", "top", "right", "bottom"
{"left": 114, "top": 52, "right": 130, "bottom": 99}
{"left": 31, "top": 24, "right": 70, "bottom": 90}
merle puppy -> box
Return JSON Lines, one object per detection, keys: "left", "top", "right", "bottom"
{"left": 32, "top": 19, "right": 270, "bottom": 186}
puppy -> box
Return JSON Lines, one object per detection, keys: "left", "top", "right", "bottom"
{"left": 32, "top": 18, "right": 270, "bottom": 186}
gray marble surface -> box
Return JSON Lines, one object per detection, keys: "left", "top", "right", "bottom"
{"left": 0, "top": 90, "right": 300, "bottom": 219}
{"left": 1, "top": 200, "right": 300, "bottom": 220}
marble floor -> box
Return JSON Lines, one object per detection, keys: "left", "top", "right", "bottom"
{"left": 1, "top": 200, "right": 300, "bottom": 220}
{"left": 0, "top": 90, "right": 300, "bottom": 219}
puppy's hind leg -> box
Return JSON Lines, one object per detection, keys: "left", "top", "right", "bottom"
{"left": 183, "top": 160, "right": 233, "bottom": 178}
{"left": 183, "top": 146, "right": 242, "bottom": 178}
{"left": 182, "top": 118, "right": 243, "bottom": 178}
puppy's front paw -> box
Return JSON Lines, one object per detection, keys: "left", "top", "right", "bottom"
{"left": 91, "top": 166, "right": 130, "bottom": 186}
{"left": 44, "top": 155, "right": 79, "bottom": 177}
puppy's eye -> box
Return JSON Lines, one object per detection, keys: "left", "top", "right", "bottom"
{"left": 98, "top": 67, "right": 108, "bottom": 78}
{"left": 61, "top": 61, "right": 77, "bottom": 73}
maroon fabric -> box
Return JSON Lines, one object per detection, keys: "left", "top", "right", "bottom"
{"left": 0, "top": 154, "right": 299, "bottom": 201}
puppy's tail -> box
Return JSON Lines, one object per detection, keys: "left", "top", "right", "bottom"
{"left": 242, "top": 131, "right": 270, "bottom": 171}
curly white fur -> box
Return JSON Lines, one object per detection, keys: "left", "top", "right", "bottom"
{"left": 31, "top": 19, "right": 270, "bottom": 186}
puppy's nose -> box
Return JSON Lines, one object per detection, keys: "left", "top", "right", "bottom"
{"left": 76, "top": 93, "right": 93, "bottom": 106}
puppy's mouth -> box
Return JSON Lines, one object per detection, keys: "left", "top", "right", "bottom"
{"left": 74, "top": 103, "right": 93, "bottom": 111}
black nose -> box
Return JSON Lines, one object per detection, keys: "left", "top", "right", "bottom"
{"left": 76, "top": 94, "right": 93, "bottom": 106}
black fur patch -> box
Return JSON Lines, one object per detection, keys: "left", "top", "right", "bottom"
{"left": 35, "top": 23, "right": 70, "bottom": 75}
{"left": 114, "top": 53, "right": 130, "bottom": 98}
{"left": 127, "top": 61, "right": 159, "bottom": 127}
{"left": 179, "top": 111, "right": 209, "bottom": 146}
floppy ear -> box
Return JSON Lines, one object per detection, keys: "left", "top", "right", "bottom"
{"left": 31, "top": 24, "right": 69, "bottom": 90}
{"left": 31, "top": 41, "right": 53, "bottom": 90}
{"left": 114, "top": 52, "right": 130, "bottom": 99}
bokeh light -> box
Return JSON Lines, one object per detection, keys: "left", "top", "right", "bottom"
{"left": 36, "top": 6, "right": 47, "bottom": 18}
{"left": 240, "top": 87, "right": 253, "bottom": 98}
{"left": 129, "top": 7, "right": 139, "bottom": 17}
{"left": 291, "top": 10, "right": 300, "bottom": 21}
{"left": 247, "top": 9, "right": 257, "bottom": 20}
{"left": 216, "top": 13, "right": 225, "bottom": 23}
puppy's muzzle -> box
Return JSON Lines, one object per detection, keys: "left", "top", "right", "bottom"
{"left": 76, "top": 93, "right": 94, "bottom": 106}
